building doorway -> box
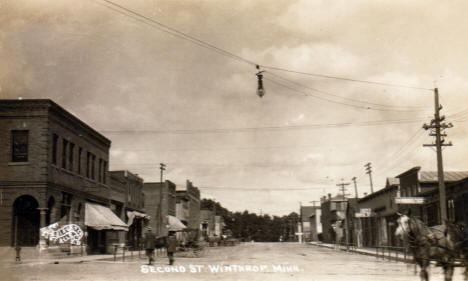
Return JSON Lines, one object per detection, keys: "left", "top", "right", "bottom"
{"left": 12, "top": 195, "right": 40, "bottom": 246}
{"left": 87, "top": 229, "right": 106, "bottom": 254}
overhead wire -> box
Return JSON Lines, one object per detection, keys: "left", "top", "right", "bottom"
{"left": 377, "top": 130, "right": 429, "bottom": 176}
{"left": 96, "top": 0, "right": 432, "bottom": 95}
{"left": 265, "top": 76, "right": 431, "bottom": 112}
{"left": 97, "top": 0, "right": 256, "bottom": 66}
{"left": 261, "top": 66, "right": 433, "bottom": 92}
{"left": 93, "top": 0, "right": 449, "bottom": 193}
{"left": 266, "top": 72, "right": 429, "bottom": 110}
{"left": 100, "top": 117, "right": 427, "bottom": 135}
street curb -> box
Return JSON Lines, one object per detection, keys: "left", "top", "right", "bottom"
{"left": 308, "top": 242, "right": 412, "bottom": 263}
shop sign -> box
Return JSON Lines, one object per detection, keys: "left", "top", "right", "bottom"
{"left": 395, "top": 197, "right": 425, "bottom": 204}
{"left": 40, "top": 223, "right": 84, "bottom": 245}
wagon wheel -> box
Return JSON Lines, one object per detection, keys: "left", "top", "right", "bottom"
{"left": 193, "top": 245, "right": 205, "bottom": 257}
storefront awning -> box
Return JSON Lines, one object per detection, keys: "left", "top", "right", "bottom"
{"left": 85, "top": 202, "right": 128, "bottom": 231}
{"left": 127, "top": 210, "right": 150, "bottom": 226}
{"left": 167, "top": 215, "right": 187, "bottom": 231}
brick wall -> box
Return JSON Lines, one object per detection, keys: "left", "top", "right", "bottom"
{"left": 0, "top": 99, "right": 112, "bottom": 246}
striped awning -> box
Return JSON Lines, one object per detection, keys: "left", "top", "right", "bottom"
{"left": 85, "top": 202, "right": 128, "bottom": 231}
{"left": 167, "top": 215, "right": 187, "bottom": 231}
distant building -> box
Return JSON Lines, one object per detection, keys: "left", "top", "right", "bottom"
{"left": 143, "top": 180, "right": 179, "bottom": 237}
{"left": 320, "top": 194, "right": 347, "bottom": 243}
{"left": 176, "top": 190, "right": 189, "bottom": 226}
{"left": 300, "top": 206, "right": 317, "bottom": 241}
{"left": 185, "top": 180, "right": 201, "bottom": 232}
{"left": 109, "top": 170, "right": 148, "bottom": 250}
{"left": 308, "top": 206, "right": 322, "bottom": 241}
{"left": 214, "top": 215, "right": 224, "bottom": 236}
{"left": 356, "top": 178, "right": 399, "bottom": 247}
{"left": 0, "top": 99, "right": 127, "bottom": 254}
{"left": 200, "top": 209, "right": 215, "bottom": 240}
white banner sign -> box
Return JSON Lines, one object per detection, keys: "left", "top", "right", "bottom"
{"left": 355, "top": 213, "right": 371, "bottom": 218}
{"left": 355, "top": 208, "right": 373, "bottom": 217}
{"left": 395, "top": 197, "right": 425, "bottom": 205}
{"left": 40, "top": 223, "right": 84, "bottom": 245}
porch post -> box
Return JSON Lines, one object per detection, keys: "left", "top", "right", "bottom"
{"left": 37, "top": 208, "right": 48, "bottom": 250}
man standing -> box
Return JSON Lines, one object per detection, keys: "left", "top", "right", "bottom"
{"left": 165, "top": 231, "right": 177, "bottom": 265}
{"left": 143, "top": 227, "right": 156, "bottom": 265}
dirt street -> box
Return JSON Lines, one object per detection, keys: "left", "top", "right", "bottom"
{"left": 3, "top": 242, "right": 466, "bottom": 281}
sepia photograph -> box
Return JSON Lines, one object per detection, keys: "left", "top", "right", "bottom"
{"left": 1, "top": 0, "right": 468, "bottom": 280}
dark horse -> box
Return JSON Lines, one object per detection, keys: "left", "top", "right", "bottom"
{"left": 445, "top": 221, "right": 468, "bottom": 280}
{"left": 395, "top": 214, "right": 458, "bottom": 281}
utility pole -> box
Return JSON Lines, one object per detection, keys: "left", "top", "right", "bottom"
{"left": 298, "top": 201, "right": 303, "bottom": 243}
{"left": 364, "top": 163, "right": 374, "bottom": 193}
{"left": 423, "top": 88, "right": 453, "bottom": 224}
{"left": 337, "top": 179, "right": 350, "bottom": 248}
{"left": 160, "top": 163, "right": 166, "bottom": 183}
{"left": 337, "top": 179, "right": 351, "bottom": 200}
{"left": 351, "top": 177, "right": 358, "bottom": 199}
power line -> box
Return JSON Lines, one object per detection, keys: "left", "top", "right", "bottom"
{"left": 96, "top": 0, "right": 431, "bottom": 92}
{"left": 100, "top": 117, "right": 427, "bottom": 135}
{"left": 97, "top": 0, "right": 256, "bottom": 66}
{"left": 198, "top": 186, "right": 328, "bottom": 191}
{"left": 262, "top": 66, "right": 433, "bottom": 91}
{"left": 377, "top": 131, "right": 429, "bottom": 176}
{"left": 267, "top": 72, "right": 429, "bottom": 110}
{"left": 265, "top": 77, "right": 430, "bottom": 112}
{"left": 374, "top": 127, "right": 425, "bottom": 169}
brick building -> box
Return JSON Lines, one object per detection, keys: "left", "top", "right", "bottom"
{"left": 0, "top": 99, "right": 127, "bottom": 254}
{"left": 320, "top": 194, "right": 347, "bottom": 243}
{"left": 143, "top": 180, "right": 186, "bottom": 237}
{"left": 185, "top": 180, "right": 201, "bottom": 232}
{"left": 109, "top": 170, "right": 148, "bottom": 249}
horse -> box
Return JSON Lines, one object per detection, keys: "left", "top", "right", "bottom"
{"left": 395, "top": 214, "right": 457, "bottom": 281}
{"left": 444, "top": 221, "right": 468, "bottom": 281}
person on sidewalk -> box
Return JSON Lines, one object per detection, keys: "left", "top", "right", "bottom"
{"left": 143, "top": 227, "right": 156, "bottom": 265}
{"left": 165, "top": 231, "right": 177, "bottom": 265}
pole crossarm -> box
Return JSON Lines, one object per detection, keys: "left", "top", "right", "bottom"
{"left": 364, "top": 163, "right": 374, "bottom": 193}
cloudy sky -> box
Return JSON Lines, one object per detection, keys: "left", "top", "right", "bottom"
{"left": 1, "top": 0, "right": 468, "bottom": 216}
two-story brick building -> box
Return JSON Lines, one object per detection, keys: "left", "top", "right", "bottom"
{"left": 143, "top": 180, "right": 186, "bottom": 237}
{"left": 0, "top": 99, "right": 127, "bottom": 254}
{"left": 320, "top": 194, "right": 347, "bottom": 243}
{"left": 109, "top": 170, "right": 148, "bottom": 250}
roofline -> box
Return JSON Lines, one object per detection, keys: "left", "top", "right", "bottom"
{"left": 396, "top": 166, "right": 421, "bottom": 178}
{"left": 108, "top": 170, "right": 143, "bottom": 182}
{"left": 0, "top": 99, "right": 111, "bottom": 146}
{"left": 358, "top": 185, "right": 398, "bottom": 203}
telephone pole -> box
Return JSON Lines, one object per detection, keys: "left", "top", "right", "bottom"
{"left": 423, "top": 88, "right": 453, "bottom": 223}
{"left": 337, "top": 179, "right": 351, "bottom": 200}
{"left": 160, "top": 163, "right": 166, "bottom": 183}
{"left": 336, "top": 179, "right": 350, "bottom": 248}
{"left": 364, "top": 163, "right": 374, "bottom": 193}
{"left": 351, "top": 177, "right": 358, "bottom": 199}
